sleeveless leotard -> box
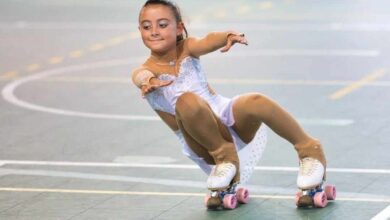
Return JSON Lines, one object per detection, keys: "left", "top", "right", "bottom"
{"left": 139, "top": 45, "right": 267, "bottom": 183}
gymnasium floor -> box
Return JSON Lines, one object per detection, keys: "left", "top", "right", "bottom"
{"left": 0, "top": 1, "right": 389, "bottom": 219}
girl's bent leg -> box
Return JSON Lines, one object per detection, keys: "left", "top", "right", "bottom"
{"left": 232, "top": 93, "right": 326, "bottom": 187}
{"left": 175, "top": 92, "right": 240, "bottom": 186}
{"left": 232, "top": 93, "right": 310, "bottom": 146}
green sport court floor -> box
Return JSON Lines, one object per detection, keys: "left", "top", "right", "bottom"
{"left": 0, "top": 1, "right": 389, "bottom": 219}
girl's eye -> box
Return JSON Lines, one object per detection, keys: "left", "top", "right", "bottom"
{"left": 141, "top": 22, "right": 151, "bottom": 30}
{"left": 159, "top": 21, "right": 169, "bottom": 28}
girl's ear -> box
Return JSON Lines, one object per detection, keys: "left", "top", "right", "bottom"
{"left": 176, "top": 22, "right": 184, "bottom": 36}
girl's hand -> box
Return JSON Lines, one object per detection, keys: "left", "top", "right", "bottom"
{"left": 141, "top": 77, "right": 173, "bottom": 97}
{"left": 220, "top": 32, "right": 248, "bottom": 53}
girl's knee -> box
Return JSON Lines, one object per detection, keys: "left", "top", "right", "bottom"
{"left": 175, "top": 92, "right": 205, "bottom": 117}
{"left": 176, "top": 92, "right": 198, "bottom": 111}
{"left": 247, "top": 93, "right": 271, "bottom": 106}
{"left": 236, "top": 93, "right": 271, "bottom": 115}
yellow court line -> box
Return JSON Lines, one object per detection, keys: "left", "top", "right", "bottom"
{"left": 106, "top": 36, "right": 126, "bottom": 46}
{"left": 0, "top": 71, "right": 18, "bottom": 79}
{"left": 0, "top": 187, "right": 389, "bottom": 203}
{"left": 26, "top": 64, "right": 41, "bottom": 72}
{"left": 89, "top": 43, "right": 105, "bottom": 52}
{"left": 237, "top": 5, "right": 252, "bottom": 15}
{"left": 329, "top": 68, "right": 387, "bottom": 100}
{"left": 258, "top": 2, "right": 274, "bottom": 10}
{"left": 9, "top": 32, "right": 136, "bottom": 76}
{"left": 48, "top": 56, "right": 64, "bottom": 64}
{"left": 69, "top": 50, "right": 84, "bottom": 58}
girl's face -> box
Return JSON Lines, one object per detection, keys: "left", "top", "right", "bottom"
{"left": 139, "top": 4, "right": 183, "bottom": 54}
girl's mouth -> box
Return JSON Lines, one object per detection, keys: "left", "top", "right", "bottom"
{"left": 149, "top": 38, "right": 163, "bottom": 42}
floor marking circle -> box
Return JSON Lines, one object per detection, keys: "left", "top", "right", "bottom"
{"left": 113, "top": 156, "right": 177, "bottom": 164}
{"left": 2, "top": 58, "right": 161, "bottom": 121}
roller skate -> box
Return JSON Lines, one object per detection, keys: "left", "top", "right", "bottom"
{"left": 295, "top": 157, "right": 336, "bottom": 208}
{"left": 204, "top": 163, "right": 250, "bottom": 210}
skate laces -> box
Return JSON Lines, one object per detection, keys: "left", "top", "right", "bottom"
{"left": 299, "top": 158, "right": 320, "bottom": 176}
{"left": 212, "top": 163, "right": 235, "bottom": 177}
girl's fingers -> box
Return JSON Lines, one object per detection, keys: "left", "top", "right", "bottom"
{"left": 141, "top": 80, "right": 173, "bottom": 97}
{"left": 220, "top": 41, "right": 233, "bottom": 53}
{"left": 141, "top": 89, "right": 147, "bottom": 98}
{"left": 141, "top": 85, "right": 153, "bottom": 97}
{"left": 159, "top": 80, "right": 173, "bottom": 87}
{"left": 220, "top": 44, "right": 232, "bottom": 53}
{"left": 236, "top": 35, "right": 248, "bottom": 45}
{"left": 241, "top": 38, "right": 248, "bottom": 45}
{"left": 221, "top": 36, "right": 248, "bottom": 52}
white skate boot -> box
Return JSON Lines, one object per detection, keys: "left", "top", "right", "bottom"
{"left": 207, "top": 162, "right": 236, "bottom": 190}
{"left": 297, "top": 157, "right": 324, "bottom": 189}
{"left": 295, "top": 157, "right": 336, "bottom": 208}
{"left": 205, "top": 162, "right": 243, "bottom": 209}
{"left": 294, "top": 141, "right": 337, "bottom": 208}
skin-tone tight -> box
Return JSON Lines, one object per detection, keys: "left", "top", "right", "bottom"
{"left": 174, "top": 92, "right": 325, "bottom": 168}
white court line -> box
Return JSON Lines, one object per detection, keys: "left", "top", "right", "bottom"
{"left": 209, "top": 78, "right": 390, "bottom": 87}
{"left": 3, "top": 22, "right": 390, "bottom": 32}
{"left": 0, "top": 187, "right": 389, "bottom": 204}
{"left": 6, "top": 76, "right": 390, "bottom": 87}
{"left": 216, "top": 49, "right": 380, "bottom": 57}
{"left": 0, "top": 22, "right": 139, "bottom": 30}
{"left": 1, "top": 58, "right": 355, "bottom": 126}
{"left": 0, "top": 168, "right": 389, "bottom": 203}
{"left": 372, "top": 205, "right": 390, "bottom": 220}
{"left": 196, "top": 23, "right": 390, "bottom": 32}
{"left": 1, "top": 160, "right": 389, "bottom": 174}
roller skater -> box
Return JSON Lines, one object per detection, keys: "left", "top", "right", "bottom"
{"left": 132, "top": 0, "right": 336, "bottom": 210}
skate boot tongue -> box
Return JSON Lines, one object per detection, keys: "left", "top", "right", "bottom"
{"left": 299, "top": 158, "right": 320, "bottom": 175}
{"left": 214, "top": 163, "right": 235, "bottom": 177}
{"left": 297, "top": 158, "right": 324, "bottom": 189}
{"left": 207, "top": 163, "right": 236, "bottom": 190}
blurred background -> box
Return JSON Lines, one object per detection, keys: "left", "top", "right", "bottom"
{"left": 0, "top": 1, "right": 389, "bottom": 219}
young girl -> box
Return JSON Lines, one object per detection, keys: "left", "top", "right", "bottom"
{"left": 132, "top": 0, "right": 331, "bottom": 208}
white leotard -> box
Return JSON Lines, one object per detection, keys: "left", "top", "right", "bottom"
{"left": 144, "top": 56, "right": 267, "bottom": 184}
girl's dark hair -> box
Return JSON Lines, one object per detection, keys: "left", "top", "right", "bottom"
{"left": 141, "top": 0, "right": 188, "bottom": 42}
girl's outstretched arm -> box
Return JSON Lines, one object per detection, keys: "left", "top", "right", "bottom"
{"left": 187, "top": 31, "right": 248, "bottom": 57}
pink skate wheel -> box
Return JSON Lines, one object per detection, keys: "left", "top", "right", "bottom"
{"left": 325, "top": 185, "right": 336, "bottom": 200}
{"left": 223, "top": 194, "right": 237, "bottom": 209}
{"left": 236, "top": 188, "right": 250, "bottom": 204}
{"left": 313, "top": 191, "right": 328, "bottom": 208}
{"left": 295, "top": 191, "right": 303, "bottom": 206}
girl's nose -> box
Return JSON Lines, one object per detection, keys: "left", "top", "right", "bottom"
{"left": 151, "top": 26, "right": 159, "bottom": 37}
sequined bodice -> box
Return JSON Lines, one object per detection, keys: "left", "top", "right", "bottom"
{"left": 145, "top": 56, "right": 216, "bottom": 115}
